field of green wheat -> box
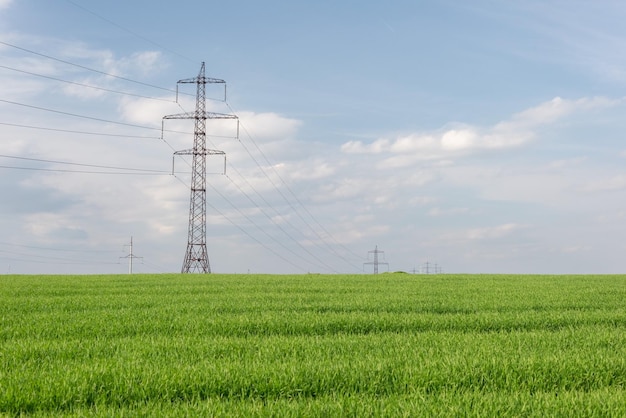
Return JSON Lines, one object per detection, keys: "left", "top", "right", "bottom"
{"left": 1, "top": 273, "right": 625, "bottom": 417}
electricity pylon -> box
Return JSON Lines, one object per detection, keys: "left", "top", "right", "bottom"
{"left": 163, "top": 62, "right": 237, "bottom": 273}
{"left": 120, "top": 236, "right": 142, "bottom": 274}
{"left": 363, "top": 245, "right": 389, "bottom": 274}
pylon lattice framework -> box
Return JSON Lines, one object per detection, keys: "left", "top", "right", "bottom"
{"left": 363, "top": 245, "right": 389, "bottom": 274}
{"left": 163, "top": 62, "right": 237, "bottom": 273}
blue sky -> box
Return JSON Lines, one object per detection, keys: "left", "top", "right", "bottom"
{"left": 2, "top": 0, "right": 626, "bottom": 274}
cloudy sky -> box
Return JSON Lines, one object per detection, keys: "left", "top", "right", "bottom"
{"left": 2, "top": 0, "right": 626, "bottom": 274}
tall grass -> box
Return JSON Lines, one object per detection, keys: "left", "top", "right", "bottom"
{"left": 1, "top": 274, "right": 625, "bottom": 416}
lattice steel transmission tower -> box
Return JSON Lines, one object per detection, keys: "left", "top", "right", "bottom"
{"left": 120, "top": 236, "right": 142, "bottom": 274}
{"left": 363, "top": 245, "right": 389, "bottom": 274}
{"left": 163, "top": 62, "right": 237, "bottom": 273}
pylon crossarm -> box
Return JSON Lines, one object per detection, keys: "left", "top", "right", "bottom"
{"left": 163, "top": 112, "right": 238, "bottom": 120}
{"left": 174, "top": 149, "right": 225, "bottom": 156}
{"left": 177, "top": 77, "right": 226, "bottom": 85}
{"left": 172, "top": 150, "right": 226, "bottom": 175}
{"left": 176, "top": 78, "right": 227, "bottom": 103}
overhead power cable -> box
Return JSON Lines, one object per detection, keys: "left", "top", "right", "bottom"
{"left": 225, "top": 168, "right": 347, "bottom": 272}
{"left": 1, "top": 31, "right": 356, "bottom": 272}
{"left": 0, "top": 241, "right": 119, "bottom": 253}
{"left": 0, "top": 64, "right": 175, "bottom": 102}
{"left": 65, "top": 0, "right": 197, "bottom": 64}
{"left": 225, "top": 170, "right": 315, "bottom": 250}
{"left": 170, "top": 174, "right": 309, "bottom": 273}
{"left": 0, "top": 98, "right": 191, "bottom": 135}
{"left": 0, "top": 249, "right": 119, "bottom": 265}
{"left": 0, "top": 121, "right": 160, "bottom": 139}
{"left": 228, "top": 103, "right": 363, "bottom": 270}
{"left": 0, "top": 98, "right": 160, "bottom": 130}
{"left": 170, "top": 142, "right": 332, "bottom": 272}
{"left": 209, "top": 176, "right": 338, "bottom": 273}
{"left": 0, "top": 153, "right": 169, "bottom": 174}
{"left": 0, "top": 40, "right": 192, "bottom": 97}
{"left": 0, "top": 165, "right": 169, "bottom": 175}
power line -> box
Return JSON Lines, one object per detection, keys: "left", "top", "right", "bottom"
{"left": 0, "top": 165, "right": 169, "bottom": 175}
{"left": 1, "top": 34, "right": 358, "bottom": 272}
{"left": 0, "top": 40, "right": 190, "bottom": 96}
{"left": 0, "top": 241, "right": 119, "bottom": 253}
{"left": 141, "top": 259, "right": 169, "bottom": 274}
{"left": 0, "top": 154, "right": 169, "bottom": 174}
{"left": 0, "top": 98, "right": 161, "bottom": 131}
{"left": 228, "top": 103, "right": 363, "bottom": 270}
{"left": 120, "top": 236, "right": 143, "bottom": 274}
{"left": 170, "top": 174, "right": 308, "bottom": 273}
{"left": 65, "top": 0, "right": 197, "bottom": 64}
{"left": 0, "top": 38, "right": 225, "bottom": 109}
{"left": 164, "top": 65, "right": 300, "bottom": 273}
{"left": 225, "top": 169, "right": 347, "bottom": 272}
{"left": 0, "top": 249, "right": 119, "bottom": 265}
{"left": 0, "top": 121, "right": 160, "bottom": 139}
{"left": 363, "top": 245, "right": 389, "bottom": 274}
{"left": 162, "top": 63, "right": 236, "bottom": 273}
{"left": 171, "top": 148, "right": 327, "bottom": 272}
{"left": 214, "top": 175, "right": 337, "bottom": 273}
{"left": 0, "top": 257, "right": 119, "bottom": 266}
{"left": 0, "top": 154, "right": 171, "bottom": 175}
{"left": 175, "top": 151, "right": 343, "bottom": 273}
{"left": 3, "top": 113, "right": 353, "bottom": 272}
{"left": 225, "top": 170, "right": 318, "bottom": 249}
{"left": 0, "top": 98, "right": 194, "bottom": 136}
{"left": 0, "top": 64, "right": 175, "bottom": 102}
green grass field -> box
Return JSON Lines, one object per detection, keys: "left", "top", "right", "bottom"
{"left": 1, "top": 273, "right": 625, "bottom": 417}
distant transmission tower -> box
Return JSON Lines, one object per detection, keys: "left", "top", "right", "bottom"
{"left": 163, "top": 62, "right": 237, "bottom": 273}
{"left": 120, "top": 236, "right": 142, "bottom": 274}
{"left": 363, "top": 245, "right": 389, "bottom": 274}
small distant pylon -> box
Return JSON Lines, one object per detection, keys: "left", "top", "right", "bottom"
{"left": 363, "top": 245, "right": 389, "bottom": 274}
{"left": 120, "top": 236, "right": 142, "bottom": 274}
{"left": 163, "top": 62, "right": 238, "bottom": 273}
{"left": 420, "top": 260, "right": 443, "bottom": 274}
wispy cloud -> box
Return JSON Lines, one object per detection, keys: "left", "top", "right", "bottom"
{"left": 456, "top": 1, "right": 626, "bottom": 84}
{"left": 341, "top": 96, "right": 620, "bottom": 169}
{"left": 582, "top": 174, "right": 626, "bottom": 193}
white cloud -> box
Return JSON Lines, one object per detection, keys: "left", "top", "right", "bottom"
{"left": 56, "top": 45, "right": 165, "bottom": 80}
{"left": 23, "top": 212, "right": 89, "bottom": 242}
{"left": 440, "top": 129, "right": 477, "bottom": 151}
{"left": 6, "top": 2, "right": 626, "bottom": 276}
{"left": 61, "top": 76, "right": 110, "bottom": 99}
{"left": 314, "top": 178, "right": 368, "bottom": 202}
{"left": 237, "top": 111, "right": 302, "bottom": 140}
{"left": 122, "top": 51, "right": 164, "bottom": 75}
{"left": 340, "top": 138, "right": 389, "bottom": 154}
{"left": 59, "top": 51, "right": 163, "bottom": 99}
{"left": 582, "top": 174, "right": 626, "bottom": 193}
{"left": 389, "top": 135, "right": 436, "bottom": 153}
{"left": 287, "top": 159, "right": 335, "bottom": 181}
{"left": 498, "top": 96, "right": 620, "bottom": 130}
{"left": 119, "top": 96, "right": 179, "bottom": 125}
{"left": 341, "top": 96, "right": 623, "bottom": 169}
{"left": 123, "top": 101, "right": 303, "bottom": 157}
